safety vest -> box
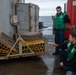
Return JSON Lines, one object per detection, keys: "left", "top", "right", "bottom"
{"left": 54, "top": 12, "right": 66, "bottom": 29}
{"left": 67, "top": 42, "right": 76, "bottom": 60}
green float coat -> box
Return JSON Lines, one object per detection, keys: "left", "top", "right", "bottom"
{"left": 67, "top": 42, "right": 76, "bottom": 60}
{"left": 54, "top": 12, "right": 66, "bottom": 29}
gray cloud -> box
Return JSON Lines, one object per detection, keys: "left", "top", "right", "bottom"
{"left": 25, "top": 0, "right": 67, "bottom": 16}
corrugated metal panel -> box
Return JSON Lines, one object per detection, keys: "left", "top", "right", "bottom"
{"left": 35, "top": 5, "right": 39, "bottom": 32}
{"left": 67, "top": 0, "right": 72, "bottom": 26}
{"left": 65, "top": 0, "right": 75, "bottom": 39}
{"left": 29, "top": 3, "right": 36, "bottom": 32}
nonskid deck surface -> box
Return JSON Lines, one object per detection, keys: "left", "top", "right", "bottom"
{"left": 0, "top": 34, "right": 73, "bottom": 75}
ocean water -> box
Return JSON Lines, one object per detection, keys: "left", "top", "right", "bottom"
{"left": 39, "top": 16, "right": 53, "bottom": 27}
{"left": 39, "top": 16, "right": 53, "bottom": 35}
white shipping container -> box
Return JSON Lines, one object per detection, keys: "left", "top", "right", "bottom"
{"left": 16, "top": 3, "right": 39, "bottom": 33}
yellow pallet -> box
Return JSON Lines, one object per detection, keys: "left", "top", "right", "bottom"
{"left": 0, "top": 39, "right": 47, "bottom": 59}
{"left": 22, "top": 39, "right": 46, "bottom": 55}
{"left": 0, "top": 32, "right": 48, "bottom": 60}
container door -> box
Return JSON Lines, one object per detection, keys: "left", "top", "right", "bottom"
{"left": 16, "top": 3, "right": 30, "bottom": 33}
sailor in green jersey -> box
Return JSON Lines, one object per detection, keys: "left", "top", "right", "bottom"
{"left": 53, "top": 6, "right": 70, "bottom": 55}
{"left": 50, "top": 33, "right": 76, "bottom": 72}
{"left": 54, "top": 12, "right": 66, "bottom": 29}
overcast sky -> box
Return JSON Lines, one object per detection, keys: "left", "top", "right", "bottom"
{"left": 25, "top": 0, "right": 67, "bottom": 16}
